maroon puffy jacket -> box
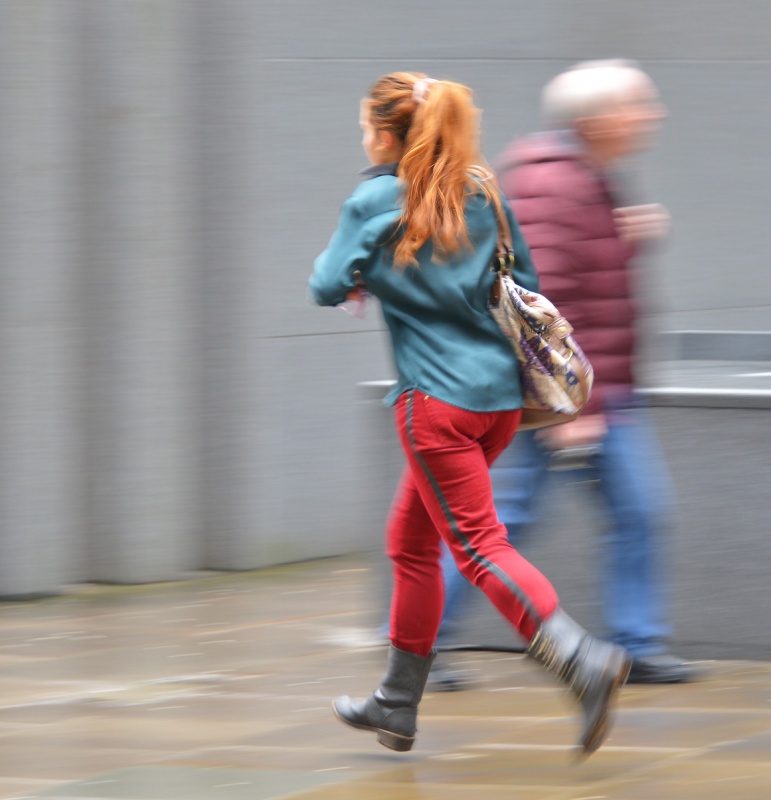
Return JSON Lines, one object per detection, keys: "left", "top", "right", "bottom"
{"left": 496, "top": 132, "right": 639, "bottom": 415}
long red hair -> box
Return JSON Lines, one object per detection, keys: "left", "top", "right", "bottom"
{"left": 367, "top": 72, "right": 502, "bottom": 268}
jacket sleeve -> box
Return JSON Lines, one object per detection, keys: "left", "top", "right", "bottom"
{"left": 308, "top": 194, "right": 378, "bottom": 307}
{"left": 511, "top": 191, "right": 634, "bottom": 322}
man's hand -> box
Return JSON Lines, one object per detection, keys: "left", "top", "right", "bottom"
{"left": 536, "top": 414, "right": 607, "bottom": 451}
{"left": 613, "top": 203, "right": 670, "bottom": 243}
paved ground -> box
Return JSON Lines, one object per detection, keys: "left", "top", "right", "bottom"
{"left": 1, "top": 554, "right": 770, "bottom": 799}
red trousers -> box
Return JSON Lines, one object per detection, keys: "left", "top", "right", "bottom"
{"left": 386, "top": 391, "right": 559, "bottom": 657}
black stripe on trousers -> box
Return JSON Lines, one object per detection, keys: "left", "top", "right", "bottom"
{"left": 404, "top": 390, "right": 542, "bottom": 626}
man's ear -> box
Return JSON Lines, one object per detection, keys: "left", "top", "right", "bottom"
{"left": 576, "top": 114, "right": 613, "bottom": 142}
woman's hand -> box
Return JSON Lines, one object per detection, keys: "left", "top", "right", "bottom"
{"left": 338, "top": 282, "right": 371, "bottom": 319}
{"left": 346, "top": 285, "right": 368, "bottom": 303}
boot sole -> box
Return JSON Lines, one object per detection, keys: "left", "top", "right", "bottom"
{"left": 581, "top": 650, "right": 632, "bottom": 757}
{"left": 332, "top": 701, "right": 415, "bottom": 752}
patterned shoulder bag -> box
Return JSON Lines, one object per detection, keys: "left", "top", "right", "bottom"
{"left": 488, "top": 199, "right": 593, "bottom": 430}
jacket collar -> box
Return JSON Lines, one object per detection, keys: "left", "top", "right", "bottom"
{"left": 360, "top": 162, "right": 399, "bottom": 179}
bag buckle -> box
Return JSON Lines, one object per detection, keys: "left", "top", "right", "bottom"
{"left": 492, "top": 250, "right": 515, "bottom": 274}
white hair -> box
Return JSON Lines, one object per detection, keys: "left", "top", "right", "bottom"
{"left": 541, "top": 59, "right": 649, "bottom": 125}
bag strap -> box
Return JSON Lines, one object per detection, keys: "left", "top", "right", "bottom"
{"left": 491, "top": 197, "right": 515, "bottom": 276}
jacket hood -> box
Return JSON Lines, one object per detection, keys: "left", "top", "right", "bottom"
{"left": 495, "top": 130, "right": 584, "bottom": 173}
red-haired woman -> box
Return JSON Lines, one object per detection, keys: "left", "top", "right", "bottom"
{"left": 309, "top": 72, "right": 630, "bottom": 758}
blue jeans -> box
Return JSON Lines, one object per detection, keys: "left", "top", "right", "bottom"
{"left": 438, "top": 406, "right": 674, "bottom": 657}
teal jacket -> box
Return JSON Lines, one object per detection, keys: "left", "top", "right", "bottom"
{"left": 309, "top": 164, "right": 539, "bottom": 411}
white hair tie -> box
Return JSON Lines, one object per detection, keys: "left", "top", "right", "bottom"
{"left": 412, "top": 78, "right": 437, "bottom": 104}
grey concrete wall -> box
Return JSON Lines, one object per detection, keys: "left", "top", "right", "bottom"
{"left": 0, "top": 4, "right": 83, "bottom": 595}
{"left": 0, "top": 1, "right": 769, "bottom": 596}
{"left": 79, "top": 1, "right": 201, "bottom": 583}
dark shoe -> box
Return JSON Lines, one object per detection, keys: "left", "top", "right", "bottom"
{"left": 628, "top": 653, "right": 703, "bottom": 684}
{"left": 333, "top": 645, "right": 436, "bottom": 751}
{"left": 427, "top": 656, "right": 475, "bottom": 693}
{"left": 527, "top": 608, "right": 631, "bottom": 757}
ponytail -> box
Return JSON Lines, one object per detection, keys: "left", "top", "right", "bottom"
{"left": 367, "top": 72, "right": 502, "bottom": 268}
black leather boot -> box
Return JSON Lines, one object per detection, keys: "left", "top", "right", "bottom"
{"left": 333, "top": 645, "right": 436, "bottom": 751}
{"left": 527, "top": 608, "right": 631, "bottom": 756}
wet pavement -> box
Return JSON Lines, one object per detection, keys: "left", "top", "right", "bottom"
{"left": 1, "top": 554, "right": 770, "bottom": 799}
